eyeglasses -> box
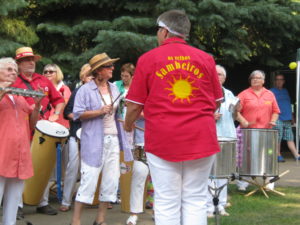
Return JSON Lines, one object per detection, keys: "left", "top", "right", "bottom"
{"left": 275, "top": 78, "right": 285, "bottom": 81}
{"left": 251, "top": 77, "right": 263, "bottom": 80}
{"left": 101, "top": 64, "right": 114, "bottom": 69}
{"left": 43, "top": 70, "right": 56, "bottom": 74}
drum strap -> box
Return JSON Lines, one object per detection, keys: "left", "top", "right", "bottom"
{"left": 19, "top": 75, "right": 51, "bottom": 117}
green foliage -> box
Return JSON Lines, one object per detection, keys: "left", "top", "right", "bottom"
{"left": 0, "top": 0, "right": 300, "bottom": 81}
{"left": 0, "top": 0, "right": 38, "bottom": 57}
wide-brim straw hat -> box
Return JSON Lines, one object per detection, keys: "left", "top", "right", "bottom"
{"left": 89, "top": 53, "right": 119, "bottom": 72}
{"left": 15, "top": 47, "right": 41, "bottom": 61}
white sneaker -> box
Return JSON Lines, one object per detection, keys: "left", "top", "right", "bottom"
{"left": 220, "top": 209, "right": 230, "bottom": 216}
{"left": 207, "top": 212, "right": 214, "bottom": 218}
{"left": 238, "top": 186, "right": 246, "bottom": 191}
{"left": 126, "top": 215, "right": 138, "bottom": 225}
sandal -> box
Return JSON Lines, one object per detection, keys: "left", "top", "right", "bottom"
{"left": 107, "top": 203, "right": 113, "bottom": 209}
{"left": 59, "top": 205, "right": 70, "bottom": 212}
{"left": 126, "top": 215, "right": 138, "bottom": 225}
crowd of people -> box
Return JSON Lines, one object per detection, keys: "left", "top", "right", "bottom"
{"left": 0, "top": 9, "right": 299, "bottom": 225}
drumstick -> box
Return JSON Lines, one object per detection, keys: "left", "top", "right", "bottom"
{"left": 117, "top": 119, "right": 145, "bottom": 132}
{"left": 112, "top": 93, "right": 123, "bottom": 106}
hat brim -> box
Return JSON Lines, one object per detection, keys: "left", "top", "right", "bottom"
{"left": 91, "top": 58, "right": 119, "bottom": 72}
{"left": 16, "top": 54, "right": 41, "bottom": 62}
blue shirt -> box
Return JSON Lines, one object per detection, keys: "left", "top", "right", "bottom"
{"left": 270, "top": 88, "right": 292, "bottom": 121}
{"left": 216, "top": 87, "right": 237, "bottom": 139}
{"left": 73, "top": 80, "right": 133, "bottom": 167}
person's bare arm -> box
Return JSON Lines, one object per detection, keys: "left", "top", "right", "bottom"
{"left": 124, "top": 101, "right": 143, "bottom": 132}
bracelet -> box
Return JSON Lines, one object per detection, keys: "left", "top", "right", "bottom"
{"left": 54, "top": 111, "right": 60, "bottom": 115}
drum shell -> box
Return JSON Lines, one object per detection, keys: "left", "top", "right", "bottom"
{"left": 23, "top": 129, "right": 66, "bottom": 205}
{"left": 238, "top": 128, "right": 278, "bottom": 177}
{"left": 120, "top": 151, "right": 148, "bottom": 213}
{"left": 210, "top": 139, "right": 236, "bottom": 178}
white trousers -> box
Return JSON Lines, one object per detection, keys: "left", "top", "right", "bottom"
{"left": 147, "top": 152, "right": 215, "bottom": 225}
{"left": 0, "top": 177, "right": 24, "bottom": 225}
{"left": 76, "top": 135, "right": 120, "bottom": 204}
{"left": 206, "top": 179, "right": 227, "bottom": 213}
{"left": 130, "top": 161, "right": 149, "bottom": 213}
{"left": 62, "top": 136, "right": 80, "bottom": 206}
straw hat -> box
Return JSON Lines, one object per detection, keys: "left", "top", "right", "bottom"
{"left": 89, "top": 53, "right": 119, "bottom": 72}
{"left": 15, "top": 47, "right": 41, "bottom": 61}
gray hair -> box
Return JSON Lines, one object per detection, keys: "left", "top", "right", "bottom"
{"left": 249, "top": 70, "right": 265, "bottom": 80}
{"left": 216, "top": 65, "right": 227, "bottom": 77}
{"left": 157, "top": 10, "right": 191, "bottom": 39}
{"left": 0, "top": 57, "right": 18, "bottom": 71}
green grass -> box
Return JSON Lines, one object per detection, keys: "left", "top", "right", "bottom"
{"left": 208, "top": 185, "right": 300, "bottom": 225}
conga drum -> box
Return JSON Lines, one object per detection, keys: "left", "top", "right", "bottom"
{"left": 23, "top": 120, "right": 69, "bottom": 205}
{"left": 210, "top": 137, "right": 237, "bottom": 179}
{"left": 238, "top": 128, "right": 279, "bottom": 177}
{"left": 120, "top": 148, "right": 148, "bottom": 213}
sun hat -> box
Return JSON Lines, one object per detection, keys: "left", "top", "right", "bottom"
{"left": 15, "top": 47, "right": 41, "bottom": 61}
{"left": 89, "top": 53, "right": 119, "bottom": 72}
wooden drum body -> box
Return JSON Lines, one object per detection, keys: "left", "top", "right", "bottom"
{"left": 238, "top": 128, "right": 279, "bottom": 177}
{"left": 23, "top": 120, "right": 69, "bottom": 205}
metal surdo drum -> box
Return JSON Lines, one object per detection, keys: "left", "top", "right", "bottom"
{"left": 210, "top": 137, "right": 237, "bottom": 179}
{"left": 238, "top": 128, "right": 278, "bottom": 177}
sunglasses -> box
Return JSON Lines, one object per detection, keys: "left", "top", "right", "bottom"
{"left": 101, "top": 64, "right": 114, "bottom": 69}
{"left": 43, "top": 70, "right": 56, "bottom": 74}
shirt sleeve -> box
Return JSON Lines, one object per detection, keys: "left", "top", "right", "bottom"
{"left": 63, "top": 88, "right": 78, "bottom": 120}
{"left": 73, "top": 87, "right": 87, "bottom": 120}
{"left": 126, "top": 56, "right": 148, "bottom": 105}
{"left": 208, "top": 57, "right": 223, "bottom": 101}
{"left": 271, "top": 92, "right": 281, "bottom": 114}
{"left": 47, "top": 79, "right": 65, "bottom": 107}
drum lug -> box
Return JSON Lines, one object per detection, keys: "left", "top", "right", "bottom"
{"left": 39, "top": 136, "right": 45, "bottom": 144}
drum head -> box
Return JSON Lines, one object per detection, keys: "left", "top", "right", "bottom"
{"left": 36, "top": 120, "right": 69, "bottom": 138}
{"left": 76, "top": 128, "right": 81, "bottom": 140}
{"left": 217, "top": 137, "right": 237, "bottom": 142}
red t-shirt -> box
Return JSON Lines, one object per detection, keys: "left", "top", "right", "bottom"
{"left": 126, "top": 37, "right": 223, "bottom": 162}
{"left": 12, "top": 73, "right": 64, "bottom": 120}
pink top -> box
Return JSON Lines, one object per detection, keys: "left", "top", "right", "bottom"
{"left": 0, "top": 95, "right": 34, "bottom": 179}
{"left": 238, "top": 87, "right": 280, "bottom": 128}
{"left": 50, "top": 83, "right": 71, "bottom": 128}
{"left": 126, "top": 37, "right": 223, "bottom": 162}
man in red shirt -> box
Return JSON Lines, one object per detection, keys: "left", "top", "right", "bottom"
{"left": 125, "top": 10, "right": 223, "bottom": 225}
{"left": 12, "top": 47, "right": 65, "bottom": 216}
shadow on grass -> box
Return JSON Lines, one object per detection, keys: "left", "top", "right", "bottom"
{"left": 208, "top": 185, "right": 300, "bottom": 225}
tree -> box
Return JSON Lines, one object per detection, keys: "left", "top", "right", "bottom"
{"left": 0, "top": 0, "right": 38, "bottom": 56}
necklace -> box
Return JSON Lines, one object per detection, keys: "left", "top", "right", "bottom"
{"left": 98, "top": 83, "right": 113, "bottom": 106}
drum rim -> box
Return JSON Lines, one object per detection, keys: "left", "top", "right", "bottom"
{"left": 240, "top": 128, "right": 278, "bottom": 132}
{"left": 36, "top": 120, "right": 69, "bottom": 138}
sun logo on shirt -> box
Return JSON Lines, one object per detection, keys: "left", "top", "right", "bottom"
{"left": 165, "top": 75, "right": 199, "bottom": 103}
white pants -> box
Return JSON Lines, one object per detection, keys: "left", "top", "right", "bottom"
{"left": 130, "top": 161, "right": 149, "bottom": 213}
{"left": 147, "top": 152, "right": 215, "bottom": 225}
{"left": 207, "top": 179, "right": 227, "bottom": 213}
{"left": 76, "top": 135, "right": 120, "bottom": 204}
{"left": 61, "top": 136, "right": 80, "bottom": 206}
{"left": 0, "top": 177, "right": 24, "bottom": 225}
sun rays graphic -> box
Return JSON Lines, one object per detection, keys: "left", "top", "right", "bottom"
{"left": 165, "top": 75, "right": 199, "bottom": 103}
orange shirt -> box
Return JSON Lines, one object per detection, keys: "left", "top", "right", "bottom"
{"left": 238, "top": 87, "right": 280, "bottom": 128}
{"left": 0, "top": 95, "right": 33, "bottom": 179}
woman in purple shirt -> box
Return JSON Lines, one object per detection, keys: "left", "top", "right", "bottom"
{"left": 71, "top": 53, "right": 133, "bottom": 225}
